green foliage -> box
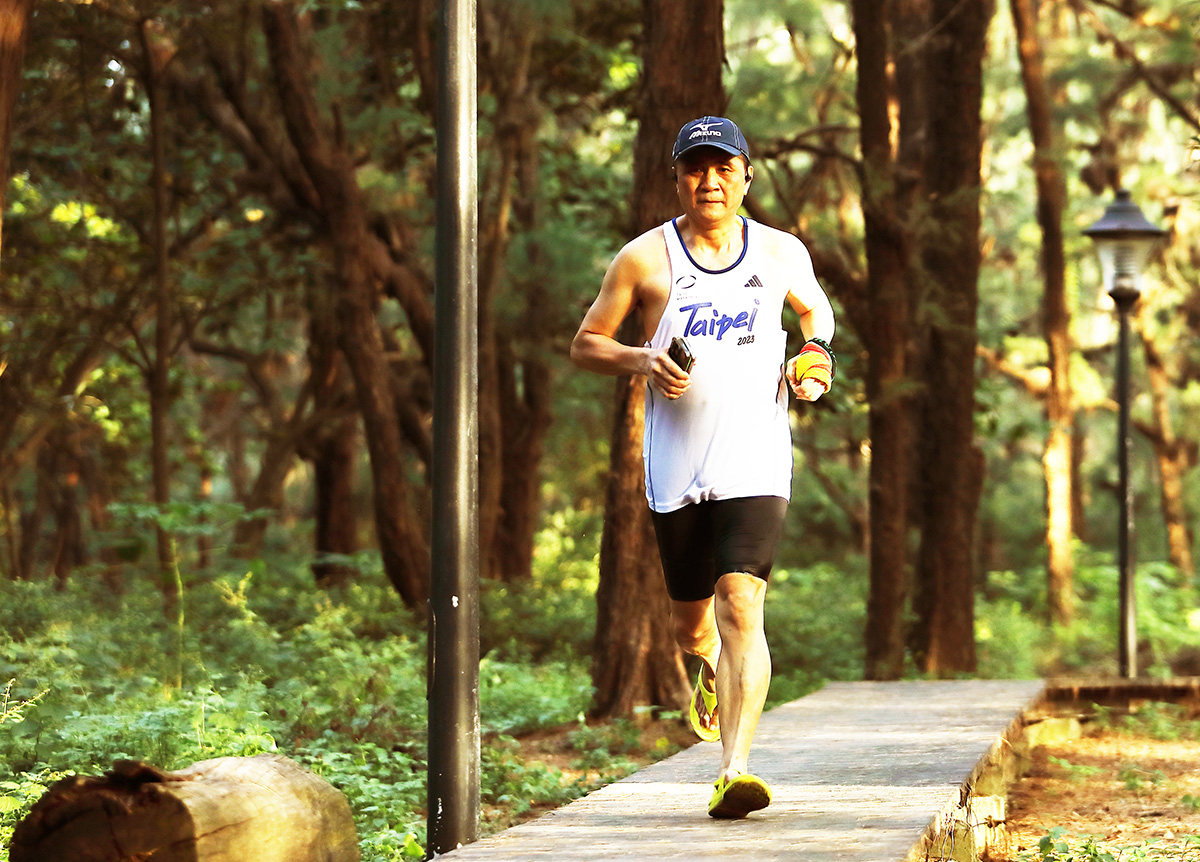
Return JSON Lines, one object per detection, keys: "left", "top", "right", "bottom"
{"left": 975, "top": 547, "right": 1200, "bottom": 679}
{"left": 764, "top": 558, "right": 867, "bottom": 704}
{"left": 1117, "top": 763, "right": 1167, "bottom": 794}
{"left": 564, "top": 718, "right": 646, "bottom": 772}
{"left": 0, "top": 541, "right": 883, "bottom": 862}
{"left": 0, "top": 681, "right": 60, "bottom": 852}
{"left": 1049, "top": 756, "right": 1102, "bottom": 782}
{"left": 1020, "top": 827, "right": 1200, "bottom": 862}
{"left": 479, "top": 657, "right": 593, "bottom": 735}
{"left": 1027, "top": 829, "right": 1122, "bottom": 862}
{"left": 480, "top": 511, "right": 600, "bottom": 663}
{"left": 0, "top": 561, "right": 617, "bottom": 862}
{"left": 1093, "top": 702, "right": 1200, "bottom": 742}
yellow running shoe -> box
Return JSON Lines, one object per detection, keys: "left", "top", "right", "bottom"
{"left": 687, "top": 668, "right": 720, "bottom": 742}
{"left": 708, "top": 773, "right": 772, "bottom": 819}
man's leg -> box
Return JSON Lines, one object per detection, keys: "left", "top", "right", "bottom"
{"left": 670, "top": 597, "right": 721, "bottom": 736}
{"left": 712, "top": 572, "right": 769, "bottom": 781}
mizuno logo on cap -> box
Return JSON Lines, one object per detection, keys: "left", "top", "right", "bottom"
{"left": 688, "top": 119, "right": 725, "bottom": 140}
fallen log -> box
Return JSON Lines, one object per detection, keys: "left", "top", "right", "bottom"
{"left": 10, "top": 753, "right": 360, "bottom": 862}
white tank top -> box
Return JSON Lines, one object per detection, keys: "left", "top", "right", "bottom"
{"left": 643, "top": 216, "right": 794, "bottom": 513}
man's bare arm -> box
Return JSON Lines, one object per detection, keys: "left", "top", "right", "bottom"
{"left": 570, "top": 232, "right": 691, "bottom": 399}
{"left": 778, "top": 235, "right": 835, "bottom": 401}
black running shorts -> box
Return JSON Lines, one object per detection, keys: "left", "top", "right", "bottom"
{"left": 649, "top": 496, "right": 788, "bottom": 602}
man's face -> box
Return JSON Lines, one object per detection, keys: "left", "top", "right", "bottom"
{"left": 674, "top": 148, "right": 751, "bottom": 223}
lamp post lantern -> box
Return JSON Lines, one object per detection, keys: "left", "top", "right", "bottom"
{"left": 1083, "top": 189, "right": 1165, "bottom": 679}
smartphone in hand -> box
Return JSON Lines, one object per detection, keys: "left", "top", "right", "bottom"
{"left": 667, "top": 336, "right": 694, "bottom": 373}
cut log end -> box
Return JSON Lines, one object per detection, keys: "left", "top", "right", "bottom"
{"left": 10, "top": 754, "right": 360, "bottom": 862}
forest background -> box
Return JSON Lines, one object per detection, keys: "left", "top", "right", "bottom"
{"left": 1, "top": 0, "right": 1199, "bottom": 860}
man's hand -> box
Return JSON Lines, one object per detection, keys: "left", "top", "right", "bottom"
{"left": 788, "top": 373, "right": 827, "bottom": 402}
{"left": 786, "top": 338, "right": 834, "bottom": 402}
{"left": 649, "top": 346, "right": 692, "bottom": 400}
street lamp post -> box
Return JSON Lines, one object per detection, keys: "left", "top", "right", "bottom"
{"left": 1083, "top": 189, "right": 1166, "bottom": 679}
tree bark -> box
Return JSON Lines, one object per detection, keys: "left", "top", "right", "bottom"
{"left": 590, "top": 373, "right": 687, "bottom": 717}
{"left": 852, "top": 0, "right": 915, "bottom": 681}
{"left": 303, "top": 285, "right": 359, "bottom": 587}
{"left": 262, "top": 5, "right": 427, "bottom": 605}
{"left": 495, "top": 63, "right": 555, "bottom": 584}
{"left": 0, "top": 0, "right": 35, "bottom": 263}
{"left": 140, "top": 20, "right": 178, "bottom": 609}
{"left": 1011, "top": 0, "right": 1075, "bottom": 625}
{"left": 495, "top": 338, "right": 552, "bottom": 581}
{"left": 911, "top": 0, "right": 992, "bottom": 676}
{"left": 475, "top": 16, "right": 553, "bottom": 582}
{"left": 10, "top": 755, "right": 359, "bottom": 862}
{"left": 589, "top": 0, "right": 725, "bottom": 717}
{"left": 309, "top": 417, "right": 359, "bottom": 587}
{"left": 1137, "top": 319, "right": 1193, "bottom": 577}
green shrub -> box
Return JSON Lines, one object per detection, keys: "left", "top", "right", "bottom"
{"left": 975, "top": 546, "right": 1200, "bottom": 679}
{"left": 764, "top": 558, "right": 867, "bottom": 704}
{"left": 0, "top": 558, "right": 615, "bottom": 862}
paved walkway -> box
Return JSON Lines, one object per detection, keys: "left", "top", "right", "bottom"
{"left": 438, "top": 680, "right": 1046, "bottom": 862}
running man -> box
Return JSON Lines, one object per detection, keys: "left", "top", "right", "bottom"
{"left": 571, "top": 116, "right": 836, "bottom": 818}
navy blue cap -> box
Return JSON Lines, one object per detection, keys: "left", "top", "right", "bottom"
{"left": 672, "top": 116, "right": 750, "bottom": 163}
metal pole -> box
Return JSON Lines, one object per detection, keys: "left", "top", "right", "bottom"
{"left": 1113, "top": 289, "right": 1137, "bottom": 678}
{"left": 428, "top": 0, "right": 479, "bottom": 853}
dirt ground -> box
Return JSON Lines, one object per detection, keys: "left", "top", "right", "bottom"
{"left": 988, "top": 719, "right": 1200, "bottom": 860}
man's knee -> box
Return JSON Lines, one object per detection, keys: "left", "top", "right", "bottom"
{"left": 714, "top": 573, "right": 766, "bottom": 636}
{"left": 672, "top": 616, "right": 714, "bottom": 654}
{"left": 670, "top": 599, "right": 718, "bottom": 654}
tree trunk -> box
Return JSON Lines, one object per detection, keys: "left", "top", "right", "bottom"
{"left": 2, "top": 483, "right": 20, "bottom": 580}
{"left": 232, "top": 426, "right": 304, "bottom": 555}
{"left": 853, "top": 0, "right": 914, "bottom": 681}
{"left": 1138, "top": 322, "right": 1193, "bottom": 577}
{"left": 589, "top": 0, "right": 724, "bottom": 718}
{"left": 262, "top": 6, "right": 428, "bottom": 606}
{"left": 141, "top": 21, "right": 178, "bottom": 609}
{"left": 495, "top": 110, "right": 554, "bottom": 583}
{"left": 1011, "top": 0, "right": 1075, "bottom": 625}
{"left": 10, "top": 756, "right": 359, "bottom": 862}
{"left": 474, "top": 21, "right": 553, "bottom": 583}
{"left": 52, "top": 462, "right": 86, "bottom": 584}
{"left": 475, "top": 16, "right": 528, "bottom": 583}
{"left": 305, "top": 287, "right": 359, "bottom": 588}
{"left": 590, "top": 374, "right": 687, "bottom": 717}
{"left": 18, "top": 464, "right": 46, "bottom": 578}
{"left": 0, "top": 0, "right": 36, "bottom": 263}
{"left": 911, "top": 0, "right": 992, "bottom": 676}
{"left": 494, "top": 339, "right": 552, "bottom": 581}
{"left": 310, "top": 417, "right": 359, "bottom": 587}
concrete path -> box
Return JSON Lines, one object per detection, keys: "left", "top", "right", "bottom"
{"left": 438, "top": 680, "right": 1045, "bottom": 862}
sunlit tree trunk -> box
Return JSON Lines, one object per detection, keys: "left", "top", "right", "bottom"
{"left": 910, "top": 0, "right": 992, "bottom": 676}
{"left": 477, "top": 15, "right": 554, "bottom": 582}
{"left": 852, "top": 0, "right": 914, "bottom": 681}
{"left": 590, "top": 0, "right": 723, "bottom": 717}
{"left": 1011, "top": 0, "right": 1075, "bottom": 625}
{"left": 1137, "top": 320, "right": 1193, "bottom": 578}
